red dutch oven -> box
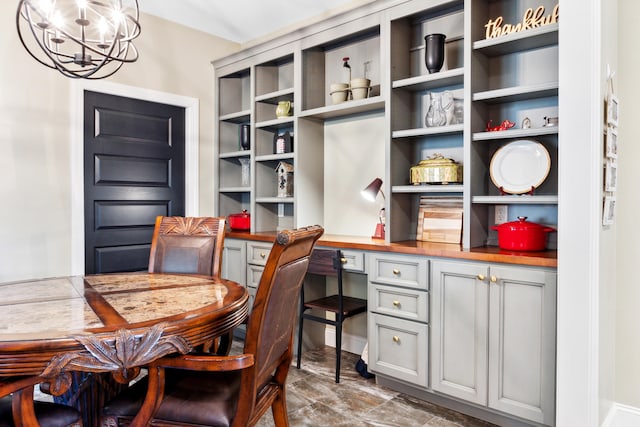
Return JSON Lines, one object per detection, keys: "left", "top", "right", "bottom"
{"left": 228, "top": 210, "right": 250, "bottom": 231}
{"left": 491, "top": 216, "right": 555, "bottom": 251}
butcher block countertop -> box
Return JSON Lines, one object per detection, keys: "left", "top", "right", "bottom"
{"left": 226, "top": 231, "right": 557, "bottom": 269}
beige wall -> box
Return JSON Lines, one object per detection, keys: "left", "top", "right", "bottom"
{"left": 616, "top": 0, "right": 640, "bottom": 409}
{"left": 0, "top": 4, "right": 239, "bottom": 281}
{"left": 599, "top": 0, "right": 618, "bottom": 420}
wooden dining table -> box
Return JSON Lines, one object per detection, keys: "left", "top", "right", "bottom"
{"left": 0, "top": 272, "right": 249, "bottom": 427}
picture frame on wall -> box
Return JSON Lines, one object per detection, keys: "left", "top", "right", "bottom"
{"left": 607, "top": 93, "right": 619, "bottom": 127}
{"left": 604, "top": 159, "right": 617, "bottom": 192}
{"left": 606, "top": 127, "right": 618, "bottom": 158}
{"left": 603, "top": 195, "right": 616, "bottom": 226}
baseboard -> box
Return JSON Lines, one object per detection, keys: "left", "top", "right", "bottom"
{"left": 602, "top": 403, "right": 640, "bottom": 427}
{"left": 324, "top": 326, "right": 367, "bottom": 356}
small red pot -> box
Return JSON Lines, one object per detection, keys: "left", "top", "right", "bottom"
{"left": 491, "top": 216, "right": 555, "bottom": 251}
{"left": 228, "top": 210, "right": 250, "bottom": 231}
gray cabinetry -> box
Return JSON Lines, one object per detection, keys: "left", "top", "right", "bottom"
{"left": 245, "top": 241, "right": 273, "bottom": 312}
{"left": 367, "top": 253, "right": 429, "bottom": 387}
{"left": 221, "top": 238, "right": 246, "bottom": 286}
{"left": 430, "top": 259, "right": 556, "bottom": 425}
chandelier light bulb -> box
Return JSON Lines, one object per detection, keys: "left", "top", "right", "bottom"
{"left": 16, "top": 0, "right": 141, "bottom": 79}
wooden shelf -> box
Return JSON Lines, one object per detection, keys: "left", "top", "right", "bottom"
{"left": 392, "top": 68, "right": 464, "bottom": 91}
{"left": 392, "top": 124, "right": 463, "bottom": 139}
{"left": 255, "top": 153, "right": 294, "bottom": 162}
{"left": 255, "top": 88, "right": 294, "bottom": 103}
{"left": 473, "top": 23, "right": 558, "bottom": 57}
{"left": 220, "top": 110, "right": 251, "bottom": 123}
{"left": 473, "top": 126, "right": 558, "bottom": 141}
{"left": 473, "top": 82, "right": 558, "bottom": 104}
{"left": 298, "top": 96, "right": 384, "bottom": 120}
{"left": 393, "top": 184, "right": 464, "bottom": 194}
{"left": 255, "top": 117, "right": 294, "bottom": 131}
{"left": 219, "top": 187, "right": 251, "bottom": 193}
{"left": 255, "top": 197, "right": 294, "bottom": 203}
{"left": 219, "top": 150, "right": 251, "bottom": 159}
{"left": 472, "top": 195, "right": 558, "bottom": 205}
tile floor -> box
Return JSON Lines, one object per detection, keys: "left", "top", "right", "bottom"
{"left": 251, "top": 344, "right": 497, "bottom": 427}
{"left": 34, "top": 343, "right": 497, "bottom": 426}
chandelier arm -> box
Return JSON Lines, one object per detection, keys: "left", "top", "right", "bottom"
{"left": 16, "top": 2, "right": 58, "bottom": 70}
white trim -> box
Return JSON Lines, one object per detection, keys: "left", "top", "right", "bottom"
{"left": 324, "top": 326, "right": 367, "bottom": 356}
{"left": 556, "top": 0, "right": 601, "bottom": 425}
{"left": 602, "top": 403, "right": 640, "bottom": 427}
{"left": 70, "top": 80, "right": 199, "bottom": 275}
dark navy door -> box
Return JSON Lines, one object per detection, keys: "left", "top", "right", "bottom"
{"left": 84, "top": 90, "right": 185, "bottom": 274}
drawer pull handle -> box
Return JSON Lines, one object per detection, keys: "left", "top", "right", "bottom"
{"left": 260, "top": 252, "right": 266, "bottom": 258}
{"left": 490, "top": 275, "right": 497, "bottom": 283}
{"left": 392, "top": 336, "right": 400, "bottom": 343}
{"left": 477, "top": 274, "right": 485, "bottom": 281}
{"left": 392, "top": 300, "right": 401, "bottom": 307}
{"left": 392, "top": 269, "right": 400, "bottom": 275}
{"left": 340, "top": 257, "right": 347, "bottom": 264}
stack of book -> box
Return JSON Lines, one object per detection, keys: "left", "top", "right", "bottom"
{"left": 416, "top": 196, "right": 463, "bottom": 244}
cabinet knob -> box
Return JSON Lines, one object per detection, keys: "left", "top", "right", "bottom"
{"left": 392, "top": 300, "right": 401, "bottom": 307}
{"left": 392, "top": 269, "right": 400, "bottom": 275}
{"left": 490, "top": 275, "right": 497, "bottom": 283}
{"left": 477, "top": 274, "right": 485, "bottom": 281}
{"left": 392, "top": 336, "right": 400, "bottom": 343}
{"left": 340, "top": 257, "right": 347, "bottom": 264}
{"left": 260, "top": 252, "right": 266, "bottom": 258}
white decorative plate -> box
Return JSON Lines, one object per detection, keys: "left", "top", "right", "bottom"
{"left": 490, "top": 139, "right": 551, "bottom": 194}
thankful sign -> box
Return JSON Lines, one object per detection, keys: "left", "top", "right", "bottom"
{"left": 485, "top": 4, "right": 559, "bottom": 39}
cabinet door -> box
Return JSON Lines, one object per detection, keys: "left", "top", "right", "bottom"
{"left": 487, "top": 266, "right": 556, "bottom": 425}
{"left": 430, "top": 260, "right": 488, "bottom": 405}
{"left": 368, "top": 313, "right": 428, "bottom": 388}
{"left": 221, "top": 239, "right": 246, "bottom": 285}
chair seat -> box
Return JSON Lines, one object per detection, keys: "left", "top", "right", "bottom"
{"left": 0, "top": 397, "right": 81, "bottom": 427}
{"left": 303, "top": 295, "right": 367, "bottom": 317}
{"left": 103, "top": 369, "right": 242, "bottom": 427}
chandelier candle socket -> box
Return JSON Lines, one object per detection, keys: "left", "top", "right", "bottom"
{"left": 16, "top": 0, "right": 141, "bottom": 79}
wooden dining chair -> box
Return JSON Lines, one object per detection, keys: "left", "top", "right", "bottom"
{"left": 0, "top": 376, "right": 82, "bottom": 427}
{"left": 148, "top": 216, "right": 227, "bottom": 277}
{"left": 149, "top": 215, "right": 230, "bottom": 354}
{"left": 295, "top": 248, "right": 367, "bottom": 383}
{"left": 101, "top": 225, "right": 324, "bottom": 427}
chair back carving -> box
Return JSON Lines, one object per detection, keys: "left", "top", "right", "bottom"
{"left": 148, "top": 216, "right": 226, "bottom": 277}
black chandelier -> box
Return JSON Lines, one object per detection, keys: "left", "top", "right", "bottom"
{"left": 16, "top": 0, "right": 141, "bottom": 79}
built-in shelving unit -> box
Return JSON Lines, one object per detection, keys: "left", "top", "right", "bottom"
{"left": 467, "top": 0, "right": 559, "bottom": 248}
{"left": 213, "top": 1, "right": 560, "bottom": 425}
{"left": 213, "top": 0, "right": 559, "bottom": 250}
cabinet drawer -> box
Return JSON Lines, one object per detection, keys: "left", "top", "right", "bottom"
{"left": 369, "top": 253, "right": 428, "bottom": 290}
{"left": 368, "top": 313, "right": 428, "bottom": 388}
{"left": 369, "top": 284, "right": 428, "bottom": 323}
{"left": 246, "top": 264, "right": 264, "bottom": 289}
{"left": 340, "top": 249, "right": 365, "bottom": 273}
{"left": 247, "top": 242, "right": 272, "bottom": 266}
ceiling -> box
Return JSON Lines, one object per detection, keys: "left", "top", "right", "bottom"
{"left": 138, "top": 0, "right": 362, "bottom": 44}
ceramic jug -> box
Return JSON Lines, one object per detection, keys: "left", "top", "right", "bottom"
{"left": 276, "top": 101, "right": 292, "bottom": 118}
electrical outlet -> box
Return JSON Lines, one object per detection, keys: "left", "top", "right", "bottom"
{"left": 494, "top": 205, "right": 508, "bottom": 224}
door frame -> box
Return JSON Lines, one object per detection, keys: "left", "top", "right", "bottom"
{"left": 70, "top": 80, "right": 199, "bottom": 275}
